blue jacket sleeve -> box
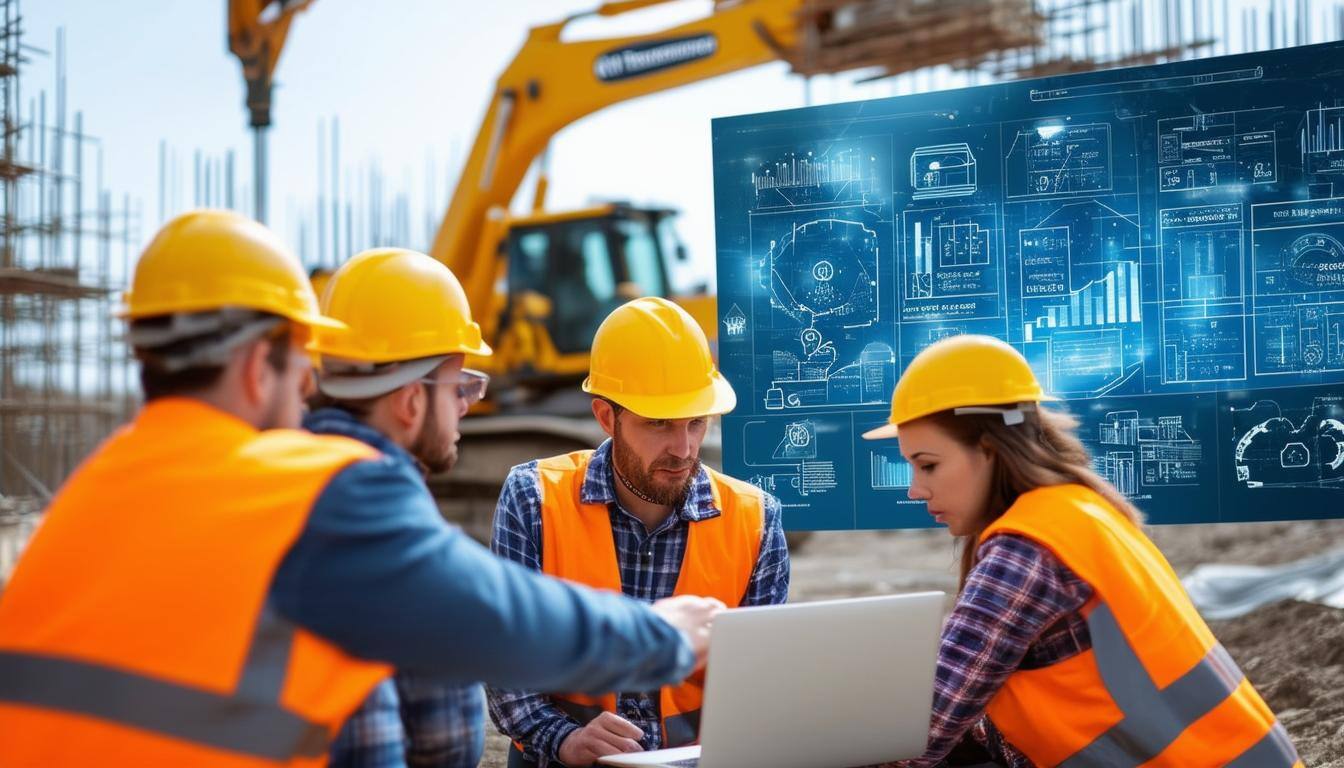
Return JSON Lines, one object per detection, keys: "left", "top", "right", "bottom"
{"left": 270, "top": 457, "right": 696, "bottom": 692}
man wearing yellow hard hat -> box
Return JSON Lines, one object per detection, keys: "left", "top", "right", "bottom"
{"left": 304, "top": 248, "right": 493, "bottom": 767}
{"left": 0, "top": 212, "right": 722, "bottom": 766}
{"left": 489, "top": 297, "right": 790, "bottom": 768}
{"left": 863, "top": 335, "right": 1300, "bottom": 767}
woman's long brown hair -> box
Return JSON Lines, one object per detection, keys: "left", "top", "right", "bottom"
{"left": 915, "top": 405, "right": 1144, "bottom": 588}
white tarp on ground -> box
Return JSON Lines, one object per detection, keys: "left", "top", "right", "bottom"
{"left": 1183, "top": 548, "right": 1344, "bottom": 620}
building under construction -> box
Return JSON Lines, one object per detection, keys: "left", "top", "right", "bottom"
{"left": 0, "top": 0, "right": 138, "bottom": 577}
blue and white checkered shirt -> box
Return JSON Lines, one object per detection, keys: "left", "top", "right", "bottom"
{"left": 486, "top": 439, "right": 790, "bottom": 767}
{"left": 306, "top": 408, "right": 486, "bottom": 768}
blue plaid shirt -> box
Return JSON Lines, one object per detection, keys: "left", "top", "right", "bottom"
{"left": 306, "top": 408, "right": 485, "bottom": 768}
{"left": 487, "top": 440, "right": 790, "bottom": 767}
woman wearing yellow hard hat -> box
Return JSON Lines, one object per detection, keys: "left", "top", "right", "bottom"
{"left": 867, "top": 334, "right": 1300, "bottom": 768}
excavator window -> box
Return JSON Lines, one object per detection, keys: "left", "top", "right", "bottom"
{"left": 505, "top": 210, "right": 678, "bottom": 355}
{"left": 613, "top": 218, "right": 667, "bottom": 298}
{"left": 506, "top": 217, "right": 621, "bottom": 355}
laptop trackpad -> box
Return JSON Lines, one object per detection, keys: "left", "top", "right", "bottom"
{"left": 597, "top": 745, "right": 701, "bottom": 767}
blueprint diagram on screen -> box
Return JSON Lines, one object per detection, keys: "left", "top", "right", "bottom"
{"left": 738, "top": 137, "right": 898, "bottom": 415}
{"left": 713, "top": 41, "right": 1344, "bottom": 530}
{"left": 1231, "top": 396, "right": 1344, "bottom": 490}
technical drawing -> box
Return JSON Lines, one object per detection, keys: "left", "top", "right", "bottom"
{"left": 901, "top": 204, "right": 1002, "bottom": 322}
{"left": 1022, "top": 263, "right": 1140, "bottom": 337}
{"left": 1253, "top": 303, "right": 1344, "bottom": 374}
{"left": 1014, "top": 199, "right": 1141, "bottom": 396}
{"left": 762, "top": 334, "right": 894, "bottom": 410}
{"left": 752, "top": 145, "right": 882, "bottom": 209}
{"left": 743, "top": 419, "right": 839, "bottom": 499}
{"left": 1091, "top": 410, "right": 1203, "bottom": 495}
{"left": 1029, "top": 66, "right": 1262, "bottom": 102}
{"left": 869, "top": 451, "right": 913, "bottom": 490}
{"left": 1232, "top": 398, "right": 1344, "bottom": 489}
{"left": 909, "top": 143, "right": 977, "bottom": 199}
{"left": 1301, "top": 106, "right": 1344, "bottom": 176}
{"left": 773, "top": 419, "right": 817, "bottom": 459}
{"left": 1251, "top": 198, "right": 1344, "bottom": 375}
{"left": 712, "top": 41, "right": 1344, "bottom": 529}
{"left": 1005, "top": 123, "right": 1112, "bottom": 199}
{"left": 723, "top": 303, "right": 747, "bottom": 337}
{"left": 754, "top": 214, "right": 890, "bottom": 410}
{"left": 1158, "top": 110, "right": 1276, "bottom": 192}
{"left": 761, "top": 217, "right": 878, "bottom": 328}
{"left": 1158, "top": 204, "right": 1247, "bottom": 384}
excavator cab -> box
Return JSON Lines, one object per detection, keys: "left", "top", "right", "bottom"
{"left": 495, "top": 203, "right": 704, "bottom": 388}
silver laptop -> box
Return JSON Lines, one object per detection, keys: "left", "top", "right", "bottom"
{"left": 598, "top": 591, "right": 944, "bottom": 768}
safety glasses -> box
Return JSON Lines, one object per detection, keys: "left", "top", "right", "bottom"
{"left": 421, "top": 367, "right": 490, "bottom": 406}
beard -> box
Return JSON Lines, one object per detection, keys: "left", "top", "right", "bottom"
{"left": 410, "top": 391, "right": 457, "bottom": 475}
{"left": 612, "top": 422, "right": 700, "bottom": 507}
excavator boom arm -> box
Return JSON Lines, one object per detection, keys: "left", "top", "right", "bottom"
{"left": 429, "top": 0, "right": 806, "bottom": 324}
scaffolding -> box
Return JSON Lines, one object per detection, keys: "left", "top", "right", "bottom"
{"left": 791, "top": 0, "right": 1344, "bottom": 87}
{"left": 0, "top": 0, "right": 137, "bottom": 520}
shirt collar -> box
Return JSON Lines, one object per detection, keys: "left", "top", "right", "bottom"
{"left": 303, "top": 407, "right": 424, "bottom": 475}
{"left": 581, "top": 439, "right": 721, "bottom": 523}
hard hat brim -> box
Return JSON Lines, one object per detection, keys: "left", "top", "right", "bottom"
{"left": 317, "top": 355, "right": 447, "bottom": 400}
{"left": 862, "top": 423, "right": 900, "bottom": 440}
{"left": 297, "top": 311, "right": 348, "bottom": 331}
{"left": 116, "top": 299, "right": 349, "bottom": 334}
{"left": 585, "top": 370, "right": 738, "bottom": 420}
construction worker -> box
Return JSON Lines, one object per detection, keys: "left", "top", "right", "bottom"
{"left": 488, "top": 297, "right": 790, "bottom": 768}
{"left": 303, "top": 248, "right": 491, "bottom": 768}
{"left": 0, "top": 211, "right": 723, "bottom": 766}
{"left": 864, "top": 334, "right": 1301, "bottom": 768}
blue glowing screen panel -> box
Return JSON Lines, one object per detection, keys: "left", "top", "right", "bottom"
{"left": 712, "top": 42, "right": 1344, "bottom": 529}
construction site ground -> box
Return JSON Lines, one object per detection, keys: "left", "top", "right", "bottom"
{"left": 478, "top": 518, "right": 1344, "bottom": 767}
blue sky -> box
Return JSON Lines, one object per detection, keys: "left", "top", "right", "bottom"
{"left": 29, "top": 1, "right": 911, "bottom": 290}
{"left": 32, "top": 1, "right": 1312, "bottom": 289}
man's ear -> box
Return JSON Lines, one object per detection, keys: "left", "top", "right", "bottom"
{"left": 388, "top": 380, "right": 427, "bottom": 432}
{"left": 592, "top": 398, "right": 617, "bottom": 439}
{"left": 237, "top": 338, "right": 274, "bottom": 409}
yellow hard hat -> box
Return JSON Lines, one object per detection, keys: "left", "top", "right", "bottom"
{"left": 863, "top": 334, "right": 1055, "bottom": 440}
{"left": 582, "top": 296, "right": 736, "bottom": 419}
{"left": 308, "top": 267, "right": 335, "bottom": 304}
{"left": 119, "top": 209, "right": 339, "bottom": 330}
{"left": 311, "top": 247, "right": 491, "bottom": 364}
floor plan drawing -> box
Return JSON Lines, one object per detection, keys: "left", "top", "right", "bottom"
{"left": 1158, "top": 109, "right": 1278, "bottom": 192}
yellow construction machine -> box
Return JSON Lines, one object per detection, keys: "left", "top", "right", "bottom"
{"left": 228, "top": 0, "right": 1044, "bottom": 538}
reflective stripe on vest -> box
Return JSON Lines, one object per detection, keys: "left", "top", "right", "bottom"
{"left": 536, "top": 449, "right": 764, "bottom": 749}
{"left": 1058, "top": 603, "right": 1295, "bottom": 768}
{"left": 980, "top": 484, "right": 1301, "bottom": 767}
{"left": 0, "top": 607, "right": 326, "bottom": 761}
{"left": 0, "top": 399, "right": 392, "bottom": 766}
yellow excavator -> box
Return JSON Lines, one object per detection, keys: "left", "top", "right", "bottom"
{"left": 227, "top": 0, "right": 1043, "bottom": 538}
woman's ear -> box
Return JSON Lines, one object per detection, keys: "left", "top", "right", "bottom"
{"left": 977, "top": 434, "right": 996, "bottom": 462}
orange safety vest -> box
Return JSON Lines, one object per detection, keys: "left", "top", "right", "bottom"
{"left": 0, "top": 398, "right": 391, "bottom": 768}
{"left": 980, "top": 484, "right": 1302, "bottom": 768}
{"left": 535, "top": 450, "right": 764, "bottom": 749}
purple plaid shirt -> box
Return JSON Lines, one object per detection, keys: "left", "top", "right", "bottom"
{"left": 487, "top": 440, "right": 790, "bottom": 767}
{"left": 896, "top": 533, "right": 1093, "bottom": 768}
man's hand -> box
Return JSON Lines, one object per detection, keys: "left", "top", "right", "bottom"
{"left": 556, "top": 711, "right": 645, "bottom": 766}
{"left": 651, "top": 594, "right": 725, "bottom": 669}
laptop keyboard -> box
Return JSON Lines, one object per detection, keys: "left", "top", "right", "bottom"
{"left": 665, "top": 760, "right": 700, "bottom": 768}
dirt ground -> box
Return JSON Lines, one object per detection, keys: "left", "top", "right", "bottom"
{"left": 479, "top": 519, "right": 1344, "bottom": 767}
